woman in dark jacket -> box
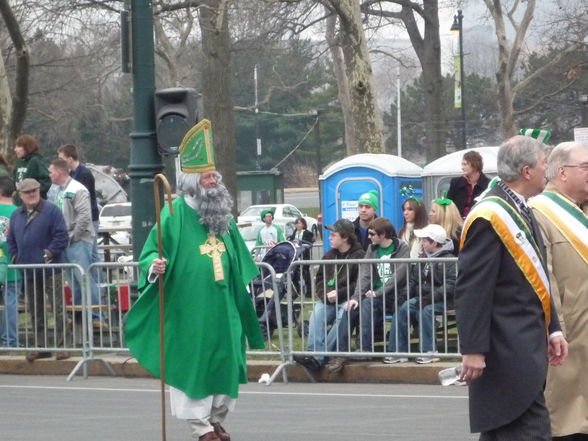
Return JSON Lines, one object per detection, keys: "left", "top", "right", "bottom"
{"left": 12, "top": 134, "right": 51, "bottom": 206}
{"left": 288, "top": 217, "right": 314, "bottom": 244}
{"left": 446, "top": 150, "right": 490, "bottom": 218}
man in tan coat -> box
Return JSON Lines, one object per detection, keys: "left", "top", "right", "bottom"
{"left": 530, "top": 141, "right": 588, "bottom": 440}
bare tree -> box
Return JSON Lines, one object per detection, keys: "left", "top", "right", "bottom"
{"left": 0, "top": 49, "right": 12, "bottom": 154}
{"left": 323, "top": 0, "right": 384, "bottom": 153}
{"left": 483, "top": 0, "right": 588, "bottom": 137}
{"left": 361, "top": 0, "right": 445, "bottom": 161}
{"left": 0, "top": 0, "right": 30, "bottom": 150}
{"left": 325, "top": 7, "right": 358, "bottom": 155}
{"left": 198, "top": 0, "right": 238, "bottom": 205}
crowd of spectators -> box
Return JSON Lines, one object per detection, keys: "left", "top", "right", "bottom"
{"left": 0, "top": 135, "right": 105, "bottom": 360}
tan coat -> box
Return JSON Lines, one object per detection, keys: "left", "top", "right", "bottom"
{"left": 532, "top": 182, "right": 588, "bottom": 437}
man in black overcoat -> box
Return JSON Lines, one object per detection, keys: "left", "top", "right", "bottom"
{"left": 455, "top": 135, "right": 568, "bottom": 440}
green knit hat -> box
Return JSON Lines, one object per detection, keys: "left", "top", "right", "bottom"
{"left": 358, "top": 190, "right": 379, "bottom": 211}
{"left": 519, "top": 128, "right": 551, "bottom": 144}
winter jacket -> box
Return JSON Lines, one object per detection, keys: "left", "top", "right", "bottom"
{"left": 71, "top": 163, "right": 99, "bottom": 222}
{"left": 12, "top": 153, "right": 51, "bottom": 206}
{"left": 7, "top": 200, "right": 69, "bottom": 276}
{"left": 406, "top": 240, "right": 457, "bottom": 307}
{"left": 315, "top": 241, "right": 365, "bottom": 304}
{"left": 353, "top": 215, "right": 378, "bottom": 251}
{"left": 351, "top": 238, "right": 410, "bottom": 303}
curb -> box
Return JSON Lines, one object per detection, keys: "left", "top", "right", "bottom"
{"left": 0, "top": 354, "right": 459, "bottom": 385}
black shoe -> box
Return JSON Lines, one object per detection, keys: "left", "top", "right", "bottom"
{"left": 293, "top": 355, "right": 320, "bottom": 372}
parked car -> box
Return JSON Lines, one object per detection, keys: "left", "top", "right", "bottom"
{"left": 99, "top": 202, "right": 132, "bottom": 230}
{"left": 237, "top": 222, "right": 263, "bottom": 252}
{"left": 98, "top": 202, "right": 132, "bottom": 261}
{"left": 237, "top": 204, "right": 319, "bottom": 239}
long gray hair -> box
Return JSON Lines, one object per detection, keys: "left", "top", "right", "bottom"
{"left": 177, "top": 171, "right": 234, "bottom": 236}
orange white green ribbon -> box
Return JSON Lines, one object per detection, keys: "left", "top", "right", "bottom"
{"left": 530, "top": 192, "right": 588, "bottom": 265}
{"left": 461, "top": 196, "right": 551, "bottom": 330}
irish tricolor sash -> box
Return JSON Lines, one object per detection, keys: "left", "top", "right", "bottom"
{"left": 461, "top": 196, "right": 551, "bottom": 329}
{"left": 530, "top": 192, "right": 588, "bottom": 265}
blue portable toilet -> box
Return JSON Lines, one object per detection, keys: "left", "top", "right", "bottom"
{"left": 319, "top": 154, "right": 422, "bottom": 251}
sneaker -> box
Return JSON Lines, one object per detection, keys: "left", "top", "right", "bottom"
{"left": 415, "top": 353, "right": 440, "bottom": 364}
{"left": 382, "top": 356, "right": 409, "bottom": 364}
{"left": 326, "top": 356, "right": 347, "bottom": 373}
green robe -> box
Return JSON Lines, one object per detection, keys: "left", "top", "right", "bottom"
{"left": 125, "top": 197, "right": 264, "bottom": 399}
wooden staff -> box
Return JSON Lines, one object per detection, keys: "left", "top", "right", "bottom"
{"left": 153, "top": 173, "right": 174, "bottom": 441}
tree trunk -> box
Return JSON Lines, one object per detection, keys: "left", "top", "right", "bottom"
{"left": 0, "top": 54, "right": 12, "bottom": 155}
{"left": 484, "top": 0, "right": 535, "bottom": 138}
{"left": 399, "top": 2, "right": 444, "bottom": 161}
{"left": 325, "top": 10, "right": 358, "bottom": 155}
{"left": 198, "top": 0, "right": 238, "bottom": 213}
{"left": 327, "top": 0, "right": 384, "bottom": 154}
{"left": 0, "top": 0, "right": 30, "bottom": 145}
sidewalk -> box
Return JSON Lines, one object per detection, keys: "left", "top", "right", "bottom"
{"left": 0, "top": 353, "right": 459, "bottom": 384}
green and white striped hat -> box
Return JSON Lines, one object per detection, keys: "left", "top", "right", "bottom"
{"left": 519, "top": 128, "right": 551, "bottom": 144}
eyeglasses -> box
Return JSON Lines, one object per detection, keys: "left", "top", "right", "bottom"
{"left": 367, "top": 231, "right": 378, "bottom": 237}
{"left": 562, "top": 163, "right": 588, "bottom": 171}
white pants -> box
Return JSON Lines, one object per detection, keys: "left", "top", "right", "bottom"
{"left": 169, "top": 386, "right": 236, "bottom": 438}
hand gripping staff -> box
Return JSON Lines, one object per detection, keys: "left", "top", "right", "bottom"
{"left": 153, "top": 173, "right": 174, "bottom": 441}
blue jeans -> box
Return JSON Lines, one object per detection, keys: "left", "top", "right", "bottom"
{"left": 306, "top": 301, "right": 345, "bottom": 364}
{"left": 337, "top": 296, "right": 384, "bottom": 352}
{"left": 1, "top": 280, "right": 21, "bottom": 347}
{"left": 64, "top": 240, "right": 102, "bottom": 322}
{"left": 92, "top": 220, "right": 100, "bottom": 264}
{"left": 386, "top": 298, "right": 445, "bottom": 353}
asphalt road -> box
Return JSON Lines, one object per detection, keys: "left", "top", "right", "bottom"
{"left": 0, "top": 375, "right": 476, "bottom": 441}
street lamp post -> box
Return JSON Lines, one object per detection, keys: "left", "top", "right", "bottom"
{"left": 451, "top": 10, "right": 466, "bottom": 149}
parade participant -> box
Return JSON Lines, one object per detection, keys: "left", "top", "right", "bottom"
{"left": 255, "top": 209, "right": 285, "bottom": 247}
{"left": 529, "top": 141, "right": 588, "bottom": 440}
{"left": 125, "top": 120, "right": 264, "bottom": 441}
{"left": 456, "top": 135, "right": 568, "bottom": 440}
{"left": 353, "top": 190, "right": 379, "bottom": 251}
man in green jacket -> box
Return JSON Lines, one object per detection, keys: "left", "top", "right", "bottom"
{"left": 125, "top": 120, "right": 264, "bottom": 441}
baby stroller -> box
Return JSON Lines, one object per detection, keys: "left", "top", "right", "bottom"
{"left": 251, "top": 240, "right": 313, "bottom": 338}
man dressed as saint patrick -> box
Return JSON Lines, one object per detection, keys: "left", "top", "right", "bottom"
{"left": 125, "top": 119, "right": 264, "bottom": 441}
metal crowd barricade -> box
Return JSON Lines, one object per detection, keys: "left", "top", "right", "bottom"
{"left": 278, "top": 256, "right": 460, "bottom": 381}
{"left": 66, "top": 261, "right": 140, "bottom": 380}
{"left": 247, "top": 262, "right": 288, "bottom": 383}
{"left": 67, "top": 260, "right": 288, "bottom": 382}
{"left": 0, "top": 263, "right": 99, "bottom": 364}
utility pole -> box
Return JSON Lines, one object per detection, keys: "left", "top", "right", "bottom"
{"left": 128, "top": 0, "right": 163, "bottom": 258}
{"left": 314, "top": 110, "right": 322, "bottom": 214}
{"left": 254, "top": 64, "right": 262, "bottom": 170}
{"left": 396, "top": 65, "right": 402, "bottom": 158}
{"left": 451, "top": 10, "right": 467, "bottom": 149}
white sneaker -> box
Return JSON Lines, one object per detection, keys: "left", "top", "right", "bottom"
{"left": 415, "top": 353, "right": 440, "bottom": 364}
{"left": 383, "top": 356, "right": 409, "bottom": 364}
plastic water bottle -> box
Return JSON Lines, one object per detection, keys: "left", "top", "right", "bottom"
{"left": 438, "top": 365, "right": 462, "bottom": 386}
